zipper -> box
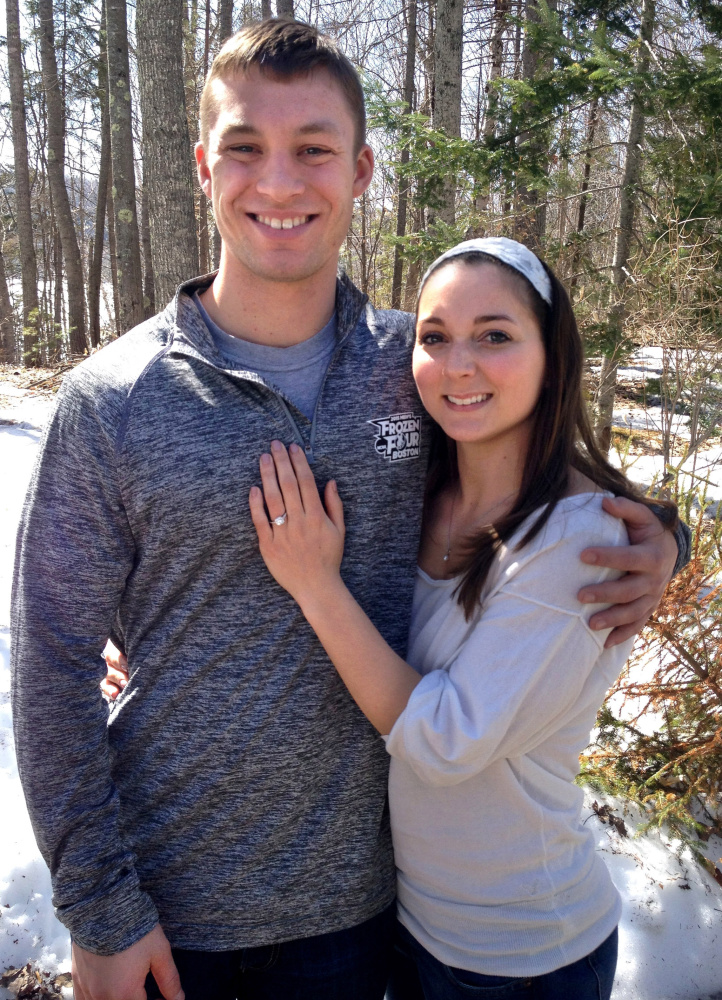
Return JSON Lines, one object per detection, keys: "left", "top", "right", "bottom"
{"left": 304, "top": 313, "right": 361, "bottom": 463}
{"left": 277, "top": 396, "right": 311, "bottom": 460}
{"left": 171, "top": 286, "right": 366, "bottom": 466}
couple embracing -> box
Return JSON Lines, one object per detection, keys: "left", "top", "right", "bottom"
{"left": 12, "top": 17, "right": 687, "bottom": 1000}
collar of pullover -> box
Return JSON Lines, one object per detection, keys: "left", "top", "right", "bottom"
{"left": 164, "top": 270, "right": 369, "bottom": 368}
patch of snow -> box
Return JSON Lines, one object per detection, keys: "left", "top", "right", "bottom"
{"left": 583, "top": 791, "right": 722, "bottom": 1000}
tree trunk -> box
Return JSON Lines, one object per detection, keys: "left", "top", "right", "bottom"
{"left": 52, "top": 224, "right": 63, "bottom": 357}
{"left": 261, "top": 0, "right": 271, "bottom": 17}
{"left": 474, "top": 0, "right": 509, "bottom": 225}
{"left": 106, "top": 0, "right": 144, "bottom": 331}
{"left": 141, "top": 181, "right": 155, "bottom": 318}
{"left": 431, "top": 0, "right": 463, "bottom": 226}
{"left": 213, "top": 0, "right": 234, "bottom": 268}
{"left": 107, "top": 162, "right": 122, "bottom": 337}
{"left": 6, "top": 0, "right": 41, "bottom": 365}
{"left": 218, "top": 0, "right": 233, "bottom": 40}
{"left": 38, "top": 0, "right": 88, "bottom": 355}
{"left": 596, "top": 0, "right": 655, "bottom": 452}
{"left": 403, "top": 200, "right": 424, "bottom": 310}
{"left": 88, "top": 0, "right": 110, "bottom": 348}
{"left": 0, "top": 231, "right": 16, "bottom": 363}
{"left": 514, "top": 0, "right": 553, "bottom": 252}
{"left": 136, "top": 0, "right": 199, "bottom": 305}
{"left": 391, "top": 0, "right": 417, "bottom": 310}
{"left": 568, "top": 95, "right": 599, "bottom": 289}
{"left": 486, "top": 0, "right": 507, "bottom": 138}
{"left": 198, "top": 0, "right": 212, "bottom": 273}
{"left": 276, "top": 0, "right": 294, "bottom": 17}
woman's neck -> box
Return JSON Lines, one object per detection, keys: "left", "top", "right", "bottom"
{"left": 418, "top": 429, "right": 530, "bottom": 580}
{"left": 454, "top": 434, "right": 527, "bottom": 521}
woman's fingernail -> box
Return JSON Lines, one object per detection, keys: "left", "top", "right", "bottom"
{"left": 289, "top": 443, "right": 300, "bottom": 455}
{"left": 250, "top": 486, "right": 260, "bottom": 497}
{"left": 261, "top": 453, "right": 272, "bottom": 466}
{"left": 591, "top": 618, "right": 606, "bottom": 630}
{"left": 271, "top": 439, "right": 283, "bottom": 452}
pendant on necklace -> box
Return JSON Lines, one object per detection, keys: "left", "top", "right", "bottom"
{"left": 443, "top": 552, "right": 450, "bottom": 562}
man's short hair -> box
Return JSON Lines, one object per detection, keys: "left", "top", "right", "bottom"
{"left": 199, "top": 19, "right": 367, "bottom": 153}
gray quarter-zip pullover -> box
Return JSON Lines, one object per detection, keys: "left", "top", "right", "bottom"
{"left": 11, "top": 273, "right": 430, "bottom": 955}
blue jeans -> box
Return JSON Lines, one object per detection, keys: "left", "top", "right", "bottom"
{"left": 387, "top": 922, "right": 618, "bottom": 1000}
{"left": 144, "top": 902, "right": 395, "bottom": 1000}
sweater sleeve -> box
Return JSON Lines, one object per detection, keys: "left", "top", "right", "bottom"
{"left": 385, "top": 506, "right": 633, "bottom": 787}
{"left": 671, "top": 518, "right": 692, "bottom": 577}
{"left": 10, "top": 373, "right": 159, "bottom": 954}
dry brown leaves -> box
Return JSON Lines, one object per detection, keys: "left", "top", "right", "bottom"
{"left": 0, "top": 964, "right": 71, "bottom": 998}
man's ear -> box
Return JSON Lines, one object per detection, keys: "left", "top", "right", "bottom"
{"left": 196, "top": 141, "right": 212, "bottom": 200}
{"left": 352, "top": 143, "right": 375, "bottom": 199}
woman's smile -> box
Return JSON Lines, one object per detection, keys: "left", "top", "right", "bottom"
{"left": 444, "top": 392, "right": 492, "bottom": 409}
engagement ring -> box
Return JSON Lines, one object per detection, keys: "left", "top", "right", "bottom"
{"left": 273, "top": 512, "right": 288, "bottom": 526}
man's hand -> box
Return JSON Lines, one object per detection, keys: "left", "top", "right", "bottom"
{"left": 101, "top": 640, "right": 129, "bottom": 701}
{"left": 72, "top": 923, "right": 183, "bottom": 1000}
{"left": 577, "top": 496, "right": 678, "bottom": 648}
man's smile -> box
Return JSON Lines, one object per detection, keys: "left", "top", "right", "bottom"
{"left": 250, "top": 214, "right": 313, "bottom": 230}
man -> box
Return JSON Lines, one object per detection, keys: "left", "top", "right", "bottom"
{"left": 12, "top": 19, "right": 684, "bottom": 1000}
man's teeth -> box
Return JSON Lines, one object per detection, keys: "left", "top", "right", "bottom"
{"left": 447, "top": 394, "right": 491, "bottom": 405}
{"left": 255, "top": 215, "right": 309, "bottom": 229}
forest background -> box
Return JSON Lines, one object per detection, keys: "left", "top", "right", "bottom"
{"left": 1, "top": 0, "right": 721, "bottom": 912}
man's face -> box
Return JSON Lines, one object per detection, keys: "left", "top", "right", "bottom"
{"left": 196, "top": 67, "right": 374, "bottom": 286}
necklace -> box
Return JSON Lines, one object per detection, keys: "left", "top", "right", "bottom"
{"left": 443, "top": 491, "right": 456, "bottom": 562}
{"left": 442, "top": 489, "right": 516, "bottom": 563}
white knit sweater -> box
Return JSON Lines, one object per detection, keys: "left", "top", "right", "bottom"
{"left": 386, "top": 492, "right": 633, "bottom": 977}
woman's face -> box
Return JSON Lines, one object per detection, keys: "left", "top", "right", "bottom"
{"left": 413, "top": 261, "right": 546, "bottom": 452}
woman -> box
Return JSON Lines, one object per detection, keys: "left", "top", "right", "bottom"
{"left": 248, "top": 238, "right": 677, "bottom": 999}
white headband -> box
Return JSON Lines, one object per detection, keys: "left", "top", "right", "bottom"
{"left": 418, "top": 237, "right": 553, "bottom": 306}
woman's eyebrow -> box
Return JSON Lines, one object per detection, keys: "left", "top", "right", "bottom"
{"left": 473, "top": 313, "right": 514, "bottom": 323}
{"left": 419, "top": 313, "right": 516, "bottom": 325}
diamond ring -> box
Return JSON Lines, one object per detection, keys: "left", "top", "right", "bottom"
{"left": 272, "top": 512, "right": 288, "bottom": 526}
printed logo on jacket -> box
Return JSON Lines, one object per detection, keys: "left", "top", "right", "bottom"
{"left": 368, "top": 413, "right": 421, "bottom": 462}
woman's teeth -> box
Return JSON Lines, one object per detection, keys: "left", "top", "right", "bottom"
{"left": 255, "top": 215, "right": 309, "bottom": 229}
{"left": 447, "top": 394, "right": 491, "bottom": 405}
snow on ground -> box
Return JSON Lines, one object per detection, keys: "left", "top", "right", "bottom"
{"left": 1, "top": 365, "right": 722, "bottom": 999}
{"left": 594, "top": 347, "right": 722, "bottom": 524}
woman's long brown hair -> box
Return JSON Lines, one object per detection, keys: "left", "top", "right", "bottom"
{"left": 421, "top": 252, "right": 679, "bottom": 619}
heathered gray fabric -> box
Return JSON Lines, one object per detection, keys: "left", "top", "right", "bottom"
{"left": 11, "top": 273, "right": 430, "bottom": 956}
{"left": 191, "top": 291, "right": 338, "bottom": 420}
